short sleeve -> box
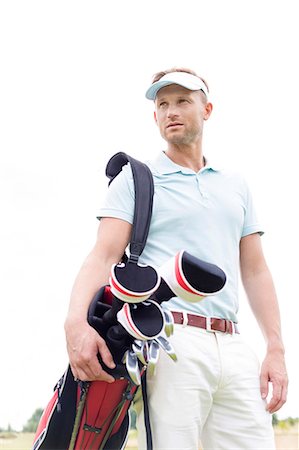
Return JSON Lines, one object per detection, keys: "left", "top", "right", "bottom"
{"left": 97, "top": 163, "right": 135, "bottom": 224}
{"left": 241, "top": 179, "right": 264, "bottom": 237}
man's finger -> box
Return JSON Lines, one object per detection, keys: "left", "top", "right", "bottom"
{"left": 88, "top": 356, "right": 115, "bottom": 383}
{"left": 73, "top": 360, "right": 115, "bottom": 383}
{"left": 268, "top": 382, "right": 288, "bottom": 413}
{"left": 266, "top": 382, "right": 282, "bottom": 412}
{"left": 70, "top": 349, "right": 114, "bottom": 382}
{"left": 97, "top": 337, "right": 116, "bottom": 370}
{"left": 260, "top": 372, "right": 269, "bottom": 400}
{"left": 72, "top": 365, "right": 94, "bottom": 382}
{"left": 95, "top": 368, "right": 115, "bottom": 383}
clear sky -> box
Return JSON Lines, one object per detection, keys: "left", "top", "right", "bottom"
{"left": 0, "top": 0, "right": 298, "bottom": 430}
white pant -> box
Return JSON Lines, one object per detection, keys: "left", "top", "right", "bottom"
{"left": 135, "top": 324, "right": 275, "bottom": 450}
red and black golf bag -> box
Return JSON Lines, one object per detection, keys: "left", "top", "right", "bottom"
{"left": 32, "top": 153, "right": 227, "bottom": 450}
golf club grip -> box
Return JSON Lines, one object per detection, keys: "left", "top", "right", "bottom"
{"left": 102, "top": 297, "right": 124, "bottom": 324}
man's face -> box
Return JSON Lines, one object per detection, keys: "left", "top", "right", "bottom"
{"left": 154, "top": 84, "right": 212, "bottom": 146}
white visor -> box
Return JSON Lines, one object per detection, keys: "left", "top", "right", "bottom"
{"left": 145, "top": 72, "right": 209, "bottom": 101}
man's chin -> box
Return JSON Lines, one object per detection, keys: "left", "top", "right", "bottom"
{"left": 166, "top": 136, "right": 191, "bottom": 146}
{"left": 162, "top": 129, "right": 200, "bottom": 146}
{"left": 163, "top": 131, "right": 183, "bottom": 143}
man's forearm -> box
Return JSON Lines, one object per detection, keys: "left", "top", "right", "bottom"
{"left": 64, "top": 218, "right": 132, "bottom": 381}
{"left": 242, "top": 267, "right": 284, "bottom": 352}
{"left": 240, "top": 234, "right": 288, "bottom": 412}
{"left": 66, "top": 218, "right": 132, "bottom": 326}
{"left": 65, "top": 251, "right": 115, "bottom": 326}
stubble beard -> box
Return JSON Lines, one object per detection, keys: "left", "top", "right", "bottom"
{"left": 163, "top": 125, "right": 202, "bottom": 147}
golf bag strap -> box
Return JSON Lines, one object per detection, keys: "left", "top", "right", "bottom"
{"left": 141, "top": 371, "right": 153, "bottom": 450}
{"left": 106, "top": 152, "right": 154, "bottom": 263}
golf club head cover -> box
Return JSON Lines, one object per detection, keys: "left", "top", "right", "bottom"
{"left": 157, "top": 250, "right": 226, "bottom": 303}
{"left": 117, "top": 300, "right": 165, "bottom": 340}
{"left": 109, "top": 261, "right": 160, "bottom": 303}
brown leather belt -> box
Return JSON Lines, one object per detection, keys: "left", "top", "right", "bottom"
{"left": 171, "top": 311, "right": 239, "bottom": 335}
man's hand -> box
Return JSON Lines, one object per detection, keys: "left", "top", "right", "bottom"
{"left": 65, "top": 319, "right": 116, "bottom": 383}
{"left": 260, "top": 350, "right": 288, "bottom": 413}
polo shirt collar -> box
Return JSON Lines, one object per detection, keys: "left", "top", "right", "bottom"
{"left": 153, "top": 151, "right": 220, "bottom": 175}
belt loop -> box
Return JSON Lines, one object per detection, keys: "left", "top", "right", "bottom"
{"left": 206, "top": 317, "right": 213, "bottom": 332}
{"left": 224, "top": 319, "right": 229, "bottom": 333}
{"left": 231, "top": 320, "right": 236, "bottom": 336}
{"left": 225, "top": 319, "right": 235, "bottom": 335}
{"left": 182, "top": 311, "right": 188, "bottom": 328}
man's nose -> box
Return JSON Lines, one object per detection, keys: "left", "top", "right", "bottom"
{"left": 167, "top": 105, "right": 179, "bottom": 119}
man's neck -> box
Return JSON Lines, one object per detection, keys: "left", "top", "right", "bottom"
{"left": 165, "top": 143, "right": 205, "bottom": 172}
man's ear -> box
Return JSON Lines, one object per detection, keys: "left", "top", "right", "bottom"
{"left": 154, "top": 111, "right": 158, "bottom": 124}
{"left": 203, "top": 102, "right": 213, "bottom": 121}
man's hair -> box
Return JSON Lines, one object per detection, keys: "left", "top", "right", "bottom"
{"left": 151, "top": 67, "right": 209, "bottom": 94}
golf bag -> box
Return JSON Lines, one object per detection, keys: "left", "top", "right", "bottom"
{"left": 32, "top": 152, "right": 227, "bottom": 450}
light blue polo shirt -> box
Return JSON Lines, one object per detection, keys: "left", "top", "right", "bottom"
{"left": 98, "top": 152, "right": 263, "bottom": 323}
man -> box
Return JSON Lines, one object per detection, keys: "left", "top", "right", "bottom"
{"left": 64, "top": 68, "right": 288, "bottom": 449}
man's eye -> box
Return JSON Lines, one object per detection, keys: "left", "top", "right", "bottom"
{"left": 178, "top": 99, "right": 188, "bottom": 104}
{"left": 159, "top": 102, "right": 167, "bottom": 107}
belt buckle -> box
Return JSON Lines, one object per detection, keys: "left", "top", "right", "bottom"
{"left": 205, "top": 317, "right": 214, "bottom": 332}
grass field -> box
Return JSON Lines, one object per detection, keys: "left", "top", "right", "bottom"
{"left": 0, "top": 433, "right": 35, "bottom": 450}
{"left": 0, "top": 431, "right": 138, "bottom": 450}
{"left": 0, "top": 427, "right": 298, "bottom": 449}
